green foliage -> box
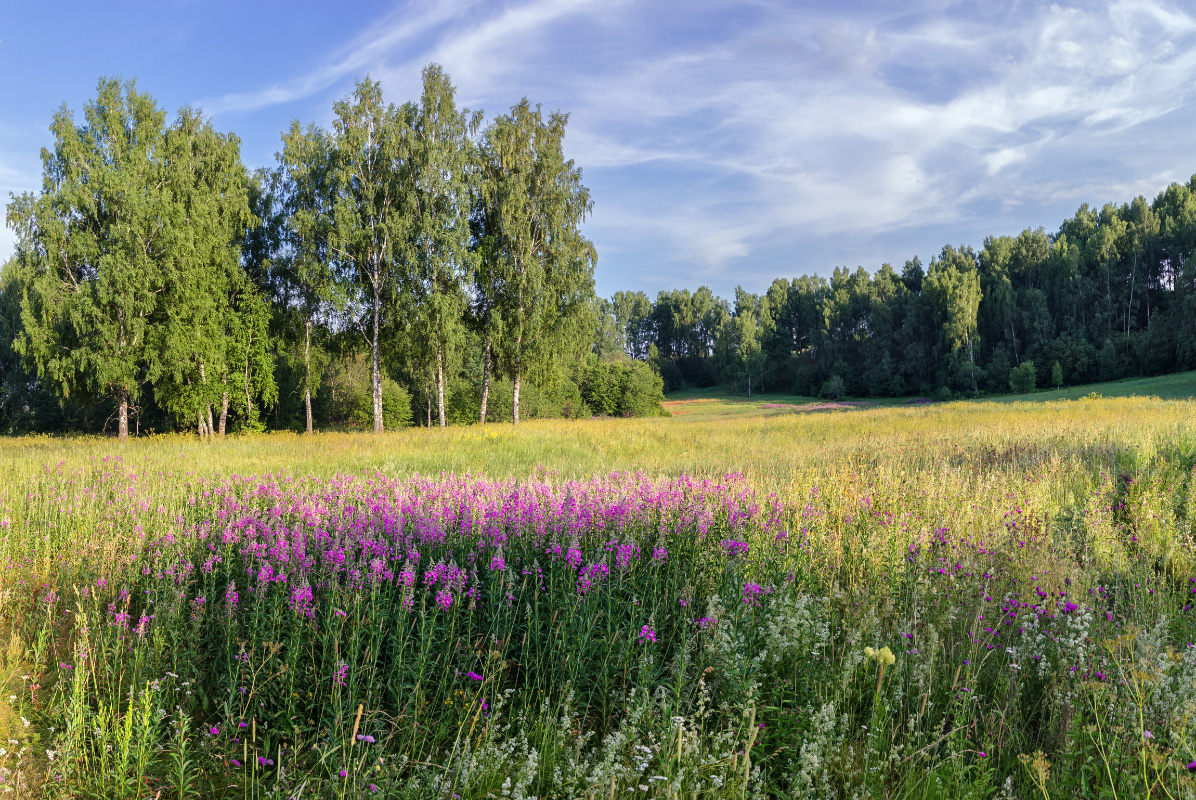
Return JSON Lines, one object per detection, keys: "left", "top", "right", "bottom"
{"left": 820, "top": 374, "right": 846, "bottom": 399}
{"left": 478, "top": 98, "right": 596, "bottom": 423}
{"left": 1052, "top": 359, "right": 1064, "bottom": 388}
{"left": 1010, "top": 360, "right": 1037, "bottom": 393}
{"left": 579, "top": 358, "right": 667, "bottom": 417}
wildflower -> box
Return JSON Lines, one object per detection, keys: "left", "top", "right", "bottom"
{"left": 1187, "top": 761, "right": 1196, "bottom": 771}
{"left": 258, "top": 756, "right": 273, "bottom": 766}
{"left": 465, "top": 671, "right": 483, "bottom": 681}
{"left": 208, "top": 727, "right": 219, "bottom": 736}
{"left": 489, "top": 554, "right": 505, "bottom": 571}
{"left": 639, "top": 625, "right": 657, "bottom": 644}
{"left": 339, "top": 770, "right": 348, "bottom": 778}
{"left": 231, "top": 759, "right": 241, "bottom": 767}
{"left": 435, "top": 589, "right": 452, "bottom": 611}
{"left": 333, "top": 661, "right": 349, "bottom": 688}
{"left": 289, "top": 585, "right": 315, "bottom": 619}
{"left": 742, "top": 581, "right": 765, "bottom": 606}
{"left": 863, "top": 646, "right": 896, "bottom": 666}
{"left": 356, "top": 734, "right": 376, "bottom": 744}
{"left": 369, "top": 785, "right": 379, "bottom": 793}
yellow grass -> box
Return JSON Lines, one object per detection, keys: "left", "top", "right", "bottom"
{"left": 0, "top": 395, "right": 1189, "bottom": 486}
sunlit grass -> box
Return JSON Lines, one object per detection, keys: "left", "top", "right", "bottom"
{"left": 0, "top": 394, "right": 1195, "bottom": 798}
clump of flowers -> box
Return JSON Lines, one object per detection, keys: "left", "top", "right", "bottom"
{"left": 863, "top": 646, "right": 896, "bottom": 666}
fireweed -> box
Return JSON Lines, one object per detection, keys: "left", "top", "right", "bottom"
{"left": 0, "top": 441, "right": 1192, "bottom": 798}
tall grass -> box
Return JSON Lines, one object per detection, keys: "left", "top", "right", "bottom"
{"left": 0, "top": 396, "right": 1194, "bottom": 797}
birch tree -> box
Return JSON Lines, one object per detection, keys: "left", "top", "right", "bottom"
{"left": 278, "top": 122, "right": 337, "bottom": 434}
{"left": 406, "top": 64, "right": 481, "bottom": 429}
{"left": 479, "top": 100, "right": 595, "bottom": 425}
{"left": 328, "top": 78, "right": 409, "bottom": 433}
{"left": 7, "top": 79, "right": 252, "bottom": 440}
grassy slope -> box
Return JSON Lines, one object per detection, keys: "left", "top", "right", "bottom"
{"left": 663, "top": 368, "right": 1196, "bottom": 410}
{"left": 997, "top": 368, "right": 1196, "bottom": 401}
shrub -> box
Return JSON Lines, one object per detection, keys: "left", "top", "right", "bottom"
{"left": 580, "top": 359, "right": 667, "bottom": 417}
{"left": 1009, "top": 360, "right": 1037, "bottom": 394}
{"left": 819, "top": 375, "right": 845, "bottom": 400}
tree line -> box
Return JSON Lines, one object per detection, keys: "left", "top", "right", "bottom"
{"left": 7, "top": 69, "right": 1196, "bottom": 437}
{"left": 1, "top": 67, "right": 668, "bottom": 438}
{"left": 595, "top": 182, "right": 1196, "bottom": 401}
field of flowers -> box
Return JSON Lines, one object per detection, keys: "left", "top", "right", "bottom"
{"left": 1, "top": 397, "right": 1195, "bottom": 798}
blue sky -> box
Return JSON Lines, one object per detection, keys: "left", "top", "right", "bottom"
{"left": 4, "top": 0, "right": 1196, "bottom": 298}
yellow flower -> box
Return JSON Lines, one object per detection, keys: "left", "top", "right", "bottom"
{"left": 865, "top": 646, "right": 896, "bottom": 666}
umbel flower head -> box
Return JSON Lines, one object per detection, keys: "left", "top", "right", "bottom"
{"left": 864, "top": 646, "right": 896, "bottom": 666}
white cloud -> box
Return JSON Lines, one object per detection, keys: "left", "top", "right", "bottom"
{"left": 93, "top": 0, "right": 1196, "bottom": 288}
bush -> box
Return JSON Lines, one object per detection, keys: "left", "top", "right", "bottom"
{"left": 1009, "top": 360, "right": 1037, "bottom": 394}
{"left": 932, "top": 385, "right": 953, "bottom": 402}
{"left": 580, "top": 359, "right": 667, "bottom": 417}
{"left": 315, "top": 354, "right": 412, "bottom": 429}
{"left": 819, "top": 375, "right": 845, "bottom": 400}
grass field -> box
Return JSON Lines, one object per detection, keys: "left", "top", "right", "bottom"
{"left": 1, "top": 384, "right": 1195, "bottom": 798}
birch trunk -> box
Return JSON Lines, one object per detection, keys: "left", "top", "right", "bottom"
{"left": 371, "top": 292, "right": 383, "bottom": 433}
{"left": 513, "top": 339, "right": 522, "bottom": 426}
{"left": 219, "top": 393, "right": 228, "bottom": 438}
{"left": 436, "top": 345, "right": 446, "bottom": 429}
{"left": 304, "top": 318, "right": 313, "bottom": 435}
{"left": 479, "top": 336, "right": 492, "bottom": 425}
{"left": 117, "top": 388, "right": 129, "bottom": 441}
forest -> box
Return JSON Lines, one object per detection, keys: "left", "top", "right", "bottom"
{"left": 4, "top": 66, "right": 1196, "bottom": 436}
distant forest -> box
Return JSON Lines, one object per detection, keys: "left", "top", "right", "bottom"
{"left": 4, "top": 68, "right": 1196, "bottom": 436}
{"left": 609, "top": 180, "right": 1196, "bottom": 401}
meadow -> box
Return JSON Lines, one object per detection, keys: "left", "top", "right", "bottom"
{"left": 1, "top": 388, "right": 1195, "bottom": 798}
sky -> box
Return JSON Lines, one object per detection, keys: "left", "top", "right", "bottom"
{"left": 4, "top": 0, "right": 1196, "bottom": 298}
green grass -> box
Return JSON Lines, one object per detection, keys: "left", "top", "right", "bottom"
{"left": 2, "top": 395, "right": 1196, "bottom": 798}
{"left": 665, "top": 368, "right": 1196, "bottom": 411}
{"left": 998, "top": 368, "right": 1196, "bottom": 402}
